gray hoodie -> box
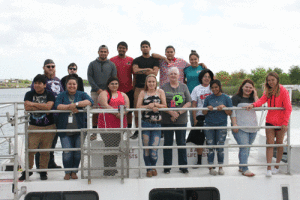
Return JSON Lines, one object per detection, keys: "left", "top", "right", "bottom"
{"left": 87, "top": 58, "right": 117, "bottom": 92}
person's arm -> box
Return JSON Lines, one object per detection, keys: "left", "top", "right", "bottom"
{"left": 24, "top": 101, "right": 54, "bottom": 111}
{"left": 98, "top": 91, "right": 114, "bottom": 109}
{"left": 132, "top": 64, "right": 151, "bottom": 74}
{"left": 245, "top": 92, "right": 268, "bottom": 110}
{"left": 121, "top": 92, "right": 130, "bottom": 111}
{"left": 202, "top": 98, "right": 210, "bottom": 115}
{"left": 152, "top": 53, "right": 169, "bottom": 63}
{"left": 156, "top": 89, "right": 167, "bottom": 108}
{"left": 111, "top": 63, "right": 117, "bottom": 77}
{"left": 145, "top": 66, "right": 159, "bottom": 76}
{"left": 87, "top": 63, "right": 101, "bottom": 93}
{"left": 200, "top": 63, "right": 207, "bottom": 69}
{"left": 282, "top": 88, "right": 292, "bottom": 127}
{"left": 136, "top": 91, "right": 148, "bottom": 109}
{"left": 231, "top": 116, "right": 239, "bottom": 133}
{"left": 178, "top": 85, "right": 192, "bottom": 115}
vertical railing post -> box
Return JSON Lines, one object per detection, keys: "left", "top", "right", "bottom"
{"left": 138, "top": 109, "right": 142, "bottom": 178}
{"left": 120, "top": 105, "right": 124, "bottom": 183}
{"left": 287, "top": 120, "right": 291, "bottom": 174}
{"left": 24, "top": 111, "right": 29, "bottom": 181}
{"left": 13, "top": 103, "right": 19, "bottom": 199}
{"left": 87, "top": 106, "right": 91, "bottom": 184}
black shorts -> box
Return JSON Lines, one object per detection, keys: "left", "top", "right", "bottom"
{"left": 266, "top": 123, "right": 281, "bottom": 131}
{"left": 186, "top": 116, "right": 205, "bottom": 145}
{"left": 126, "top": 90, "right": 134, "bottom": 112}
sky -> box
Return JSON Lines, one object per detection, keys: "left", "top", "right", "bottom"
{"left": 0, "top": 0, "right": 299, "bottom": 80}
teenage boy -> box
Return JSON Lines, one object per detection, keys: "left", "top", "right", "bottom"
{"left": 20, "top": 74, "right": 56, "bottom": 180}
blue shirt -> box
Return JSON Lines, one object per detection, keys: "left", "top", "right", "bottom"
{"left": 55, "top": 91, "right": 94, "bottom": 132}
{"left": 184, "top": 65, "right": 204, "bottom": 93}
{"left": 203, "top": 93, "right": 232, "bottom": 126}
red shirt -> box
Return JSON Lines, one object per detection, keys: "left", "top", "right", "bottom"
{"left": 110, "top": 56, "right": 133, "bottom": 93}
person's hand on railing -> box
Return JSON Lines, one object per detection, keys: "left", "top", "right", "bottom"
{"left": 216, "top": 104, "right": 226, "bottom": 111}
{"left": 69, "top": 103, "right": 79, "bottom": 113}
{"left": 152, "top": 107, "right": 159, "bottom": 112}
{"left": 115, "top": 113, "right": 121, "bottom": 119}
{"left": 207, "top": 106, "right": 213, "bottom": 111}
{"left": 147, "top": 103, "right": 155, "bottom": 109}
{"left": 244, "top": 104, "right": 254, "bottom": 111}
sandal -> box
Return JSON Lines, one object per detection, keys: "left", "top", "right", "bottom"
{"left": 71, "top": 172, "right": 78, "bottom": 179}
{"left": 64, "top": 173, "right": 71, "bottom": 180}
{"left": 242, "top": 170, "right": 255, "bottom": 177}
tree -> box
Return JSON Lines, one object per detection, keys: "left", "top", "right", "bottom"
{"left": 274, "top": 67, "right": 283, "bottom": 75}
{"left": 216, "top": 71, "right": 231, "bottom": 86}
{"left": 228, "top": 70, "right": 247, "bottom": 86}
{"left": 279, "top": 73, "right": 290, "bottom": 85}
{"left": 248, "top": 67, "right": 267, "bottom": 86}
{"left": 289, "top": 65, "right": 300, "bottom": 84}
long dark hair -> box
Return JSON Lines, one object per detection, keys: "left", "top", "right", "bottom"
{"left": 236, "top": 79, "right": 255, "bottom": 100}
{"left": 106, "top": 77, "right": 119, "bottom": 104}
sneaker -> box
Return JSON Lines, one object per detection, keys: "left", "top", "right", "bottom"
{"left": 272, "top": 168, "right": 280, "bottom": 175}
{"left": 40, "top": 172, "right": 48, "bottom": 180}
{"left": 218, "top": 168, "right": 225, "bottom": 175}
{"left": 19, "top": 171, "right": 33, "bottom": 181}
{"left": 180, "top": 169, "right": 189, "bottom": 174}
{"left": 130, "top": 131, "right": 138, "bottom": 139}
{"left": 266, "top": 170, "right": 272, "bottom": 177}
{"left": 209, "top": 168, "right": 218, "bottom": 176}
{"left": 164, "top": 169, "right": 171, "bottom": 174}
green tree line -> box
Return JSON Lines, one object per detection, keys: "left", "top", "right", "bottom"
{"left": 217, "top": 65, "right": 300, "bottom": 102}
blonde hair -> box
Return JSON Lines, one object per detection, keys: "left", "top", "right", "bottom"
{"left": 265, "top": 72, "right": 280, "bottom": 98}
{"left": 144, "top": 74, "right": 157, "bottom": 91}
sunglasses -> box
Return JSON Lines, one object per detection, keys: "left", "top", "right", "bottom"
{"left": 46, "top": 65, "right": 55, "bottom": 69}
{"left": 69, "top": 68, "right": 77, "bottom": 71}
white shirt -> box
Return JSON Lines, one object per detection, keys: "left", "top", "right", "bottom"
{"left": 191, "top": 84, "right": 212, "bottom": 116}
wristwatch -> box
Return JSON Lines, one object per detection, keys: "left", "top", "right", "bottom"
{"left": 75, "top": 102, "right": 79, "bottom": 107}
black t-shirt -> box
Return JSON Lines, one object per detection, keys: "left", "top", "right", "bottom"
{"left": 61, "top": 75, "right": 84, "bottom": 92}
{"left": 24, "top": 90, "right": 55, "bottom": 126}
{"left": 132, "top": 56, "right": 159, "bottom": 88}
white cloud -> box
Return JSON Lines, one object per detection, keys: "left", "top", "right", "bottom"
{"left": 0, "top": 0, "right": 299, "bottom": 80}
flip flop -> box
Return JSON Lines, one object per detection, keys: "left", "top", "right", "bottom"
{"left": 242, "top": 170, "right": 255, "bottom": 177}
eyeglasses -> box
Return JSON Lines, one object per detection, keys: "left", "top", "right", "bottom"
{"left": 69, "top": 68, "right": 77, "bottom": 71}
{"left": 46, "top": 65, "right": 55, "bottom": 69}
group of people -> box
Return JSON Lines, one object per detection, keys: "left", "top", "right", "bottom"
{"left": 19, "top": 40, "right": 292, "bottom": 181}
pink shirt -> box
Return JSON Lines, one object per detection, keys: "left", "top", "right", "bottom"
{"left": 110, "top": 56, "right": 133, "bottom": 93}
{"left": 159, "top": 58, "right": 189, "bottom": 88}
{"left": 253, "top": 85, "right": 292, "bottom": 126}
{"left": 98, "top": 91, "right": 127, "bottom": 128}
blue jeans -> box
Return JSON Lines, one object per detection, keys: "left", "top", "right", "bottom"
{"left": 60, "top": 133, "right": 81, "bottom": 174}
{"left": 162, "top": 124, "right": 187, "bottom": 170}
{"left": 142, "top": 120, "right": 161, "bottom": 171}
{"left": 233, "top": 129, "right": 257, "bottom": 172}
{"left": 204, "top": 128, "right": 227, "bottom": 164}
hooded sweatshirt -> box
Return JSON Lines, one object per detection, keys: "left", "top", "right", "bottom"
{"left": 87, "top": 58, "right": 117, "bottom": 92}
{"left": 253, "top": 85, "right": 292, "bottom": 126}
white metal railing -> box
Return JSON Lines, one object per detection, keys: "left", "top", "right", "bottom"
{"left": 0, "top": 102, "right": 291, "bottom": 199}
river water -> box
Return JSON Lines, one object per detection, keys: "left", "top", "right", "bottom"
{"left": 0, "top": 87, "right": 299, "bottom": 164}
